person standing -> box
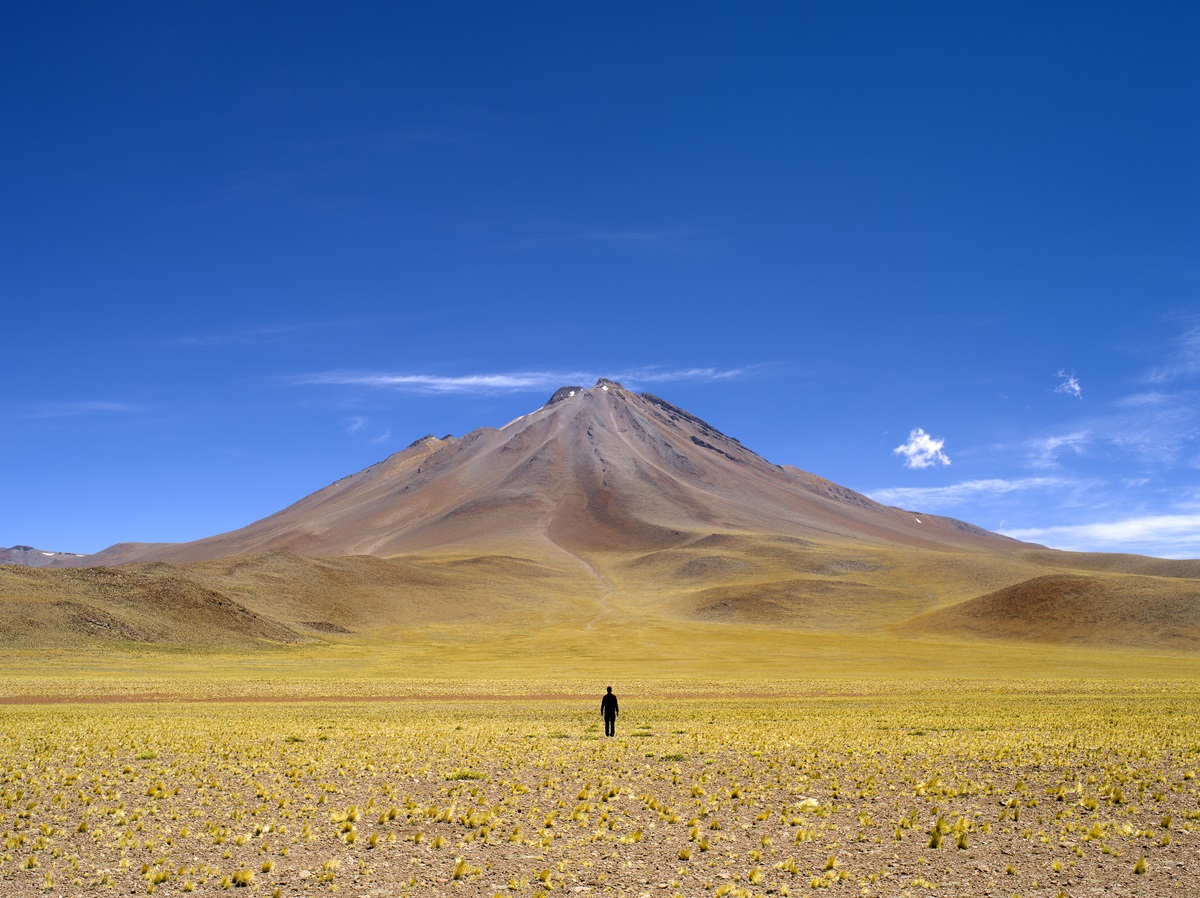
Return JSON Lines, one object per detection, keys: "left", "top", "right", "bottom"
{"left": 600, "top": 686, "right": 619, "bottom": 737}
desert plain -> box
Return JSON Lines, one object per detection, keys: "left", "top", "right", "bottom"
{"left": 2, "top": 635, "right": 1199, "bottom": 898}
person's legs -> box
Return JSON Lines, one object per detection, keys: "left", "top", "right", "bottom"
{"left": 604, "top": 716, "right": 614, "bottom": 737}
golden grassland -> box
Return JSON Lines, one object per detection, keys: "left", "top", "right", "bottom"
{"left": 3, "top": 609, "right": 1200, "bottom": 701}
{"left": 1, "top": 682, "right": 1198, "bottom": 897}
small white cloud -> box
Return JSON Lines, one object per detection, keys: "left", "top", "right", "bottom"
{"left": 893, "top": 428, "right": 951, "bottom": 469}
{"left": 1054, "top": 369, "right": 1082, "bottom": 399}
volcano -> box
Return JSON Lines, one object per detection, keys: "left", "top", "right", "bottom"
{"left": 74, "top": 379, "right": 1016, "bottom": 566}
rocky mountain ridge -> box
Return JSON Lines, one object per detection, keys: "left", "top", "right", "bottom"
{"left": 0, "top": 545, "right": 85, "bottom": 568}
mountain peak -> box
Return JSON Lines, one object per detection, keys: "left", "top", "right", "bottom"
{"left": 544, "top": 378, "right": 630, "bottom": 407}
{"left": 545, "top": 385, "right": 585, "bottom": 406}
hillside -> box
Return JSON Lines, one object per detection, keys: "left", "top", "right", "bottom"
{"left": 903, "top": 572, "right": 1200, "bottom": 649}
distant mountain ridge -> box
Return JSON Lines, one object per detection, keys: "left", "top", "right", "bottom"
{"left": 0, "top": 545, "right": 85, "bottom": 568}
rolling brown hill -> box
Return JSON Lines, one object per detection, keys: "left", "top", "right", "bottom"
{"left": 903, "top": 572, "right": 1200, "bottom": 649}
{"left": 3, "top": 379, "right": 1198, "bottom": 656}
{"left": 0, "top": 551, "right": 585, "bottom": 649}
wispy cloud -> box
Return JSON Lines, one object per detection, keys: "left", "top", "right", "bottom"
{"left": 297, "top": 372, "right": 587, "bottom": 393}
{"left": 189, "top": 128, "right": 463, "bottom": 212}
{"left": 293, "top": 128, "right": 461, "bottom": 156}
{"left": 1054, "top": 369, "right": 1082, "bottom": 399}
{"left": 870, "top": 477, "right": 1073, "bottom": 509}
{"left": 1107, "top": 409, "right": 1199, "bottom": 464}
{"left": 16, "top": 401, "right": 148, "bottom": 419}
{"left": 620, "top": 366, "right": 748, "bottom": 386}
{"left": 572, "top": 228, "right": 694, "bottom": 244}
{"left": 166, "top": 324, "right": 310, "bottom": 348}
{"left": 1146, "top": 320, "right": 1200, "bottom": 384}
{"left": 893, "top": 428, "right": 950, "bottom": 469}
{"left": 1115, "top": 392, "right": 1173, "bottom": 408}
{"left": 1001, "top": 513, "right": 1200, "bottom": 558}
{"left": 165, "top": 319, "right": 376, "bottom": 348}
{"left": 1026, "top": 430, "right": 1091, "bottom": 468}
{"left": 345, "top": 416, "right": 391, "bottom": 444}
{"left": 1021, "top": 385, "right": 1198, "bottom": 471}
{"left": 494, "top": 220, "right": 697, "bottom": 254}
{"left": 291, "top": 366, "right": 747, "bottom": 395}
{"left": 997, "top": 322, "right": 1200, "bottom": 475}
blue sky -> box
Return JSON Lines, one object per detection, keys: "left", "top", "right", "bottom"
{"left": 3, "top": 2, "right": 1198, "bottom": 558}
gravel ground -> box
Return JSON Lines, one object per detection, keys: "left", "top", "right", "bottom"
{"left": 0, "top": 689, "right": 1196, "bottom": 897}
